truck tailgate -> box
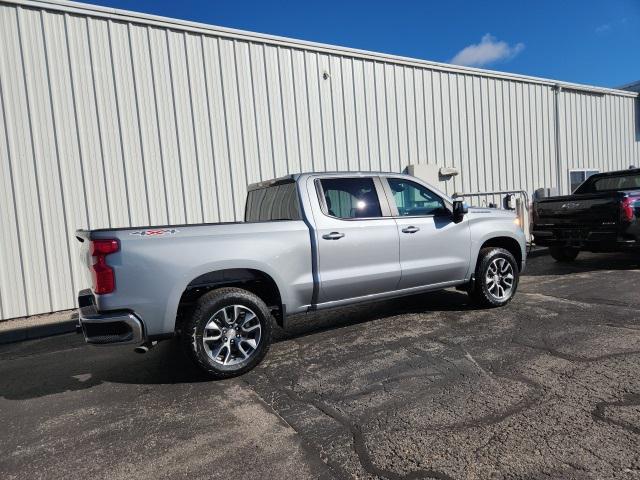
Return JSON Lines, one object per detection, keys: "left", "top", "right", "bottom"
{"left": 534, "top": 193, "right": 620, "bottom": 228}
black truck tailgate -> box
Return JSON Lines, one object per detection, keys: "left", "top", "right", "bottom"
{"left": 534, "top": 192, "right": 621, "bottom": 228}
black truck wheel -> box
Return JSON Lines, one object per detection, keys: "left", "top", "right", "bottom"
{"left": 549, "top": 246, "right": 579, "bottom": 262}
{"left": 469, "top": 247, "right": 519, "bottom": 308}
{"left": 182, "top": 287, "right": 272, "bottom": 379}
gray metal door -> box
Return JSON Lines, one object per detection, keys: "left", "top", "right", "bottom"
{"left": 312, "top": 176, "right": 401, "bottom": 303}
{"left": 384, "top": 177, "right": 471, "bottom": 289}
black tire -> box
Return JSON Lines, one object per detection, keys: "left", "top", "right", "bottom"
{"left": 469, "top": 247, "right": 519, "bottom": 308}
{"left": 181, "top": 287, "right": 272, "bottom": 379}
{"left": 549, "top": 246, "right": 579, "bottom": 262}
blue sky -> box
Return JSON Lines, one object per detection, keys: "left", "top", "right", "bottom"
{"left": 90, "top": 0, "right": 639, "bottom": 88}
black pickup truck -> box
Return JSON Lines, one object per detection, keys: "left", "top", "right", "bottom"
{"left": 532, "top": 168, "right": 640, "bottom": 261}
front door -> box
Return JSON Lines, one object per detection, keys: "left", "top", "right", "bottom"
{"left": 311, "top": 176, "right": 401, "bottom": 304}
{"left": 383, "top": 177, "right": 471, "bottom": 289}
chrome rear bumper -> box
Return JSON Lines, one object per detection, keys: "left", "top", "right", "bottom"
{"left": 78, "top": 289, "right": 144, "bottom": 345}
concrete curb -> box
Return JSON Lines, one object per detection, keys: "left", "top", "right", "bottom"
{"left": 0, "top": 314, "right": 78, "bottom": 345}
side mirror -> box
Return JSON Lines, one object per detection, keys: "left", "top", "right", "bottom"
{"left": 453, "top": 200, "right": 468, "bottom": 223}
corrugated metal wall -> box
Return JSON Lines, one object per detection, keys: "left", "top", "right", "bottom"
{"left": 0, "top": 0, "right": 638, "bottom": 320}
{"left": 558, "top": 90, "right": 639, "bottom": 193}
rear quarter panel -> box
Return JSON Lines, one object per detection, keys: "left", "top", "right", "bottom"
{"left": 90, "top": 221, "right": 312, "bottom": 336}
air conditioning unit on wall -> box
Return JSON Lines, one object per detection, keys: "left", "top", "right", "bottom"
{"left": 405, "top": 164, "right": 459, "bottom": 187}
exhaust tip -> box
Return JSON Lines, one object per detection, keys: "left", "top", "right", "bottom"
{"left": 134, "top": 341, "right": 157, "bottom": 354}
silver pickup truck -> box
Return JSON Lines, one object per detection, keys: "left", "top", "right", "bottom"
{"left": 76, "top": 172, "right": 526, "bottom": 378}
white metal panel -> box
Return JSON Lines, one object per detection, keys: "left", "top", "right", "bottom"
{"left": 448, "top": 73, "right": 461, "bottom": 194}
{"left": 304, "top": 51, "right": 324, "bottom": 172}
{"left": 0, "top": 56, "right": 28, "bottom": 319}
{"left": 42, "top": 11, "right": 91, "bottom": 303}
{"left": 1, "top": 4, "right": 52, "bottom": 315}
{"left": 412, "top": 69, "right": 426, "bottom": 168}
{"left": 383, "top": 63, "right": 399, "bottom": 173}
{"left": 19, "top": 7, "right": 72, "bottom": 312}
{"left": 363, "top": 60, "right": 379, "bottom": 172}
{"left": 64, "top": 14, "right": 106, "bottom": 230}
{"left": 291, "top": 49, "right": 313, "bottom": 174}
{"left": 318, "top": 53, "right": 337, "bottom": 172}
{"left": 263, "top": 45, "right": 287, "bottom": 178}
{"left": 330, "top": 55, "right": 348, "bottom": 172}
{"left": 234, "top": 40, "right": 261, "bottom": 188}
{"left": 86, "top": 17, "right": 129, "bottom": 227}
{"left": 494, "top": 80, "right": 507, "bottom": 191}
{"left": 109, "top": 19, "right": 150, "bottom": 227}
{"left": 201, "top": 36, "right": 234, "bottom": 222}
{"left": 277, "top": 47, "right": 302, "bottom": 174}
{"left": 0, "top": 0, "right": 638, "bottom": 320}
{"left": 167, "top": 28, "right": 204, "bottom": 223}
{"left": 128, "top": 22, "right": 168, "bottom": 226}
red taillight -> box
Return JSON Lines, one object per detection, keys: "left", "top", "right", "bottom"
{"left": 621, "top": 197, "right": 637, "bottom": 223}
{"left": 90, "top": 239, "right": 119, "bottom": 294}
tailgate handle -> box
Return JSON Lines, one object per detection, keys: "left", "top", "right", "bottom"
{"left": 322, "top": 232, "right": 345, "bottom": 240}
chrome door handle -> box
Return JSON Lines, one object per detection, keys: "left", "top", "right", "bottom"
{"left": 401, "top": 226, "right": 420, "bottom": 234}
{"left": 322, "top": 232, "right": 345, "bottom": 240}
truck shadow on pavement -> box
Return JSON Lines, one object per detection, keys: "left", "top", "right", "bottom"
{"left": 0, "top": 337, "right": 210, "bottom": 400}
{"left": 0, "top": 289, "right": 477, "bottom": 400}
{"left": 274, "top": 289, "right": 474, "bottom": 342}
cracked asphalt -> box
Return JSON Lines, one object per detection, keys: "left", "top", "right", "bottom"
{"left": 1, "top": 252, "right": 640, "bottom": 480}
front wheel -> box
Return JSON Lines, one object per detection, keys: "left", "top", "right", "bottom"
{"left": 182, "top": 287, "right": 273, "bottom": 379}
{"left": 469, "top": 247, "right": 519, "bottom": 308}
{"left": 549, "top": 246, "right": 579, "bottom": 262}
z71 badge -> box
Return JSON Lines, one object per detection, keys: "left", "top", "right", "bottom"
{"left": 130, "top": 228, "right": 179, "bottom": 236}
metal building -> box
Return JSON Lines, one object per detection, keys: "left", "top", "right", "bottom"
{"left": 0, "top": 0, "right": 638, "bottom": 321}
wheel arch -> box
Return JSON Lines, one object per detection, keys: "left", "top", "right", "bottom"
{"left": 175, "top": 268, "right": 284, "bottom": 330}
{"left": 479, "top": 236, "right": 523, "bottom": 271}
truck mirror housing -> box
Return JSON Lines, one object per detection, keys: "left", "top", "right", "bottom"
{"left": 453, "top": 200, "right": 468, "bottom": 223}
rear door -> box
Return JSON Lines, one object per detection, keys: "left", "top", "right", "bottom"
{"left": 382, "top": 176, "right": 471, "bottom": 289}
{"left": 310, "top": 176, "right": 401, "bottom": 303}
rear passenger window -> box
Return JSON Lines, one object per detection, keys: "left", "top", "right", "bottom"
{"left": 319, "top": 178, "right": 382, "bottom": 219}
{"left": 245, "top": 182, "right": 302, "bottom": 222}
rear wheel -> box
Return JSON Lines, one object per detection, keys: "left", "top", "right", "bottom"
{"left": 182, "top": 287, "right": 272, "bottom": 379}
{"left": 549, "top": 246, "right": 579, "bottom": 262}
{"left": 469, "top": 247, "right": 519, "bottom": 308}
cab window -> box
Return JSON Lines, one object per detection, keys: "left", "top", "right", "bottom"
{"left": 319, "top": 177, "right": 382, "bottom": 219}
{"left": 245, "top": 182, "right": 301, "bottom": 222}
{"left": 593, "top": 173, "right": 640, "bottom": 192}
{"left": 387, "top": 178, "right": 447, "bottom": 216}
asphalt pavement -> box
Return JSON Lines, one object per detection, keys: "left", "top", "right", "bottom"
{"left": 1, "top": 252, "right": 639, "bottom": 480}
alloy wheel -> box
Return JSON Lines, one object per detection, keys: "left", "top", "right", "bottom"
{"left": 201, "top": 305, "right": 262, "bottom": 366}
{"left": 485, "top": 257, "right": 515, "bottom": 300}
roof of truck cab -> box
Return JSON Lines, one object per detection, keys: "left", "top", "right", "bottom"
{"left": 586, "top": 168, "right": 640, "bottom": 179}
{"left": 248, "top": 171, "right": 413, "bottom": 189}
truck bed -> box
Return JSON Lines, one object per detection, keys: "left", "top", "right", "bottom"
{"left": 76, "top": 220, "right": 314, "bottom": 336}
